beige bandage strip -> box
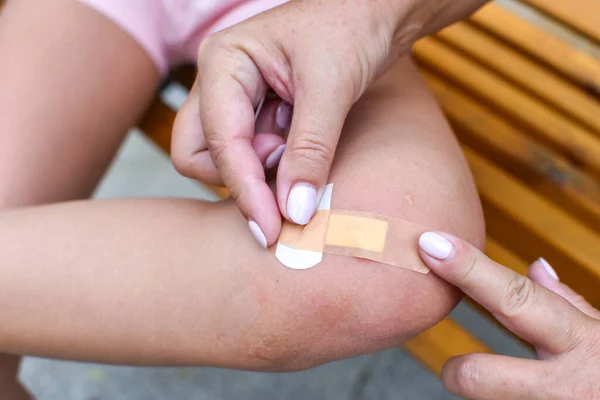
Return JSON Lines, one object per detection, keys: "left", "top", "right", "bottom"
{"left": 277, "top": 209, "right": 430, "bottom": 274}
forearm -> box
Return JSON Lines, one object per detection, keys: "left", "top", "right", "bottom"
{"left": 386, "top": 0, "right": 488, "bottom": 53}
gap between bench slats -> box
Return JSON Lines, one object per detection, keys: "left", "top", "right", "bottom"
{"left": 420, "top": 69, "right": 600, "bottom": 232}
{"left": 519, "top": 0, "right": 600, "bottom": 45}
{"left": 436, "top": 21, "right": 600, "bottom": 135}
{"left": 414, "top": 37, "right": 600, "bottom": 180}
{"left": 470, "top": 3, "right": 600, "bottom": 94}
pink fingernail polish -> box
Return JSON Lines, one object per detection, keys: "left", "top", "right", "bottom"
{"left": 539, "top": 258, "right": 559, "bottom": 281}
{"left": 418, "top": 232, "right": 453, "bottom": 260}
{"left": 287, "top": 182, "right": 317, "bottom": 225}
{"left": 265, "top": 145, "right": 286, "bottom": 169}
{"left": 248, "top": 220, "right": 267, "bottom": 249}
{"left": 276, "top": 102, "right": 292, "bottom": 131}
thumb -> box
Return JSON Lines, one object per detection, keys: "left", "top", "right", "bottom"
{"left": 529, "top": 258, "right": 600, "bottom": 320}
{"left": 276, "top": 82, "right": 353, "bottom": 225}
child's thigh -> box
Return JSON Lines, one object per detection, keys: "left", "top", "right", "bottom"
{"left": 0, "top": 0, "right": 160, "bottom": 208}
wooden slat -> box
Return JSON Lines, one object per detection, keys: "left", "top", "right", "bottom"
{"left": 170, "top": 66, "right": 196, "bottom": 90}
{"left": 520, "top": 0, "right": 600, "bottom": 44}
{"left": 463, "top": 147, "right": 600, "bottom": 309}
{"left": 414, "top": 37, "right": 600, "bottom": 179}
{"left": 138, "top": 101, "right": 175, "bottom": 154}
{"left": 138, "top": 99, "right": 230, "bottom": 199}
{"left": 471, "top": 4, "right": 600, "bottom": 93}
{"left": 437, "top": 22, "right": 600, "bottom": 134}
{"left": 403, "top": 317, "right": 491, "bottom": 376}
{"left": 421, "top": 70, "right": 600, "bottom": 232}
{"left": 470, "top": 4, "right": 600, "bottom": 92}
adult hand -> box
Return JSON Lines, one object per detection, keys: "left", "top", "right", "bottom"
{"left": 172, "top": 0, "right": 488, "bottom": 247}
{"left": 418, "top": 231, "right": 600, "bottom": 400}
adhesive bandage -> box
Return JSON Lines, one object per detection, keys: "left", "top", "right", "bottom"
{"left": 275, "top": 184, "right": 430, "bottom": 273}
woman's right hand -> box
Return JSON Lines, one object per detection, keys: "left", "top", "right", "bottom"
{"left": 418, "top": 231, "right": 600, "bottom": 399}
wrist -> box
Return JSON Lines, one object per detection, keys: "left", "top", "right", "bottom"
{"left": 388, "top": 0, "right": 489, "bottom": 52}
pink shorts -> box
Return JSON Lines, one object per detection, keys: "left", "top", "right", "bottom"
{"left": 80, "top": 0, "right": 288, "bottom": 77}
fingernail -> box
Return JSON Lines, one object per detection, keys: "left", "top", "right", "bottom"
{"left": 248, "top": 220, "right": 267, "bottom": 249}
{"left": 418, "top": 232, "right": 453, "bottom": 260}
{"left": 539, "top": 257, "right": 559, "bottom": 281}
{"left": 276, "top": 102, "right": 292, "bottom": 131}
{"left": 265, "top": 145, "right": 286, "bottom": 169}
{"left": 287, "top": 183, "right": 317, "bottom": 225}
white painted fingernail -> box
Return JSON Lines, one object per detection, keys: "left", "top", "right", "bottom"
{"left": 419, "top": 232, "right": 453, "bottom": 260}
{"left": 276, "top": 102, "right": 292, "bottom": 130}
{"left": 248, "top": 220, "right": 267, "bottom": 249}
{"left": 287, "top": 183, "right": 317, "bottom": 225}
{"left": 539, "top": 257, "right": 559, "bottom": 281}
{"left": 265, "top": 145, "right": 286, "bottom": 169}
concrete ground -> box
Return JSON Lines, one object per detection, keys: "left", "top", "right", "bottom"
{"left": 18, "top": 0, "right": 566, "bottom": 396}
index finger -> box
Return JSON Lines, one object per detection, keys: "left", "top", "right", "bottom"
{"left": 197, "top": 46, "right": 281, "bottom": 247}
{"left": 418, "top": 231, "right": 590, "bottom": 355}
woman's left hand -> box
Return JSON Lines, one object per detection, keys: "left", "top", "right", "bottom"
{"left": 418, "top": 231, "right": 600, "bottom": 399}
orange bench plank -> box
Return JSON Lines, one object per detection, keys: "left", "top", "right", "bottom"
{"left": 422, "top": 70, "right": 600, "bottom": 232}
{"left": 464, "top": 147, "right": 600, "bottom": 309}
{"left": 437, "top": 22, "right": 600, "bottom": 134}
{"left": 169, "top": 66, "right": 196, "bottom": 90}
{"left": 403, "top": 317, "right": 491, "bottom": 376}
{"left": 520, "top": 0, "right": 600, "bottom": 44}
{"left": 470, "top": 4, "right": 600, "bottom": 92}
{"left": 414, "top": 37, "right": 600, "bottom": 179}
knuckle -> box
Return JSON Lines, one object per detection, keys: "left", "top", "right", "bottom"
{"left": 589, "top": 329, "right": 600, "bottom": 352}
{"left": 197, "top": 31, "right": 225, "bottom": 58}
{"left": 499, "top": 274, "right": 535, "bottom": 317}
{"left": 289, "top": 131, "right": 334, "bottom": 173}
{"left": 196, "top": 30, "right": 239, "bottom": 70}
{"left": 572, "top": 320, "right": 600, "bottom": 354}
{"left": 197, "top": 28, "right": 244, "bottom": 63}
{"left": 196, "top": 35, "right": 218, "bottom": 66}
{"left": 458, "top": 252, "right": 478, "bottom": 283}
{"left": 443, "top": 355, "right": 482, "bottom": 397}
{"left": 205, "top": 136, "right": 228, "bottom": 167}
{"left": 569, "top": 292, "right": 590, "bottom": 310}
{"left": 570, "top": 381, "right": 600, "bottom": 400}
{"left": 171, "top": 154, "right": 193, "bottom": 177}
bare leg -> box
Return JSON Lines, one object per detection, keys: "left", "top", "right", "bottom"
{"left": 0, "top": 57, "right": 484, "bottom": 371}
{"left": 0, "top": 0, "right": 159, "bottom": 395}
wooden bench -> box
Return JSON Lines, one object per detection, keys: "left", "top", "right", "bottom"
{"left": 141, "top": 0, "right": 600, "bottom": 378}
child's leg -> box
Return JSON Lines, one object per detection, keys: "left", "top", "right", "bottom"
{"left": 0, "top": 56, "right": 484, "bottom": 371}
{"left": 0, "top": 0, "right": 160, "bottom": 395}
{"left": 0, "top": 0, "right": 159, "bottom": 208}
